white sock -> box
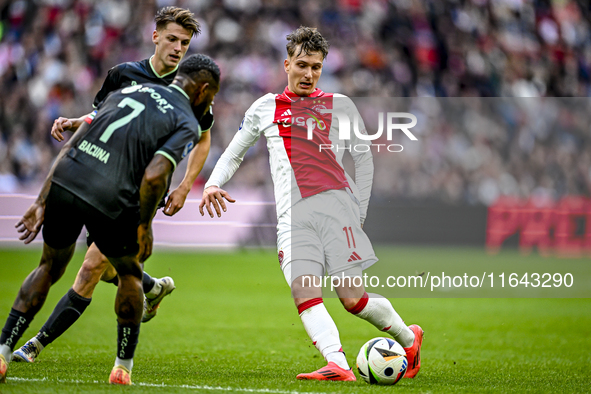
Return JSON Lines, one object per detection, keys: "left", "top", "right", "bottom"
{"left": 326, "top": 351, "right": 349, "bottom": 370}
{"left": 299, "top": 300, "right": 349, "bottom": 369}
{"left": 350, "top": 293, "right": 415, "bottom": 348}
{"left": 115, "top": 357, "right": 133, "bottom": 371}
{"left": 0, "top": 344, "right": 11, "bottom": 362}
{"left": 146, "top": 280, "right": 162, "bottom": 299}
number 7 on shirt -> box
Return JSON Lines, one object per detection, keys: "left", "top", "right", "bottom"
{"left": 99, "top": 98, "right": 146, "bottom": 143}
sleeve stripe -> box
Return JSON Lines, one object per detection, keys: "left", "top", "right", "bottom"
{"left": 155, "top": 150, "right": 177, "bottom": 170}
{"left": 85, "top": 110, "right": 98, "bottom": 124}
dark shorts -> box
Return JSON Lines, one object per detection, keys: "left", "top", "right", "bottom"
{"left": 86, "top": 199, "right": 162, "bottom": 247}
{"left": 43, "top": 183, "right": 140, "bottom": 258}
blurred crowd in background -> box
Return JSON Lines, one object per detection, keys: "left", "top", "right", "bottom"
{"left": 0, "top": 0, "right": 590, "bottom": 205}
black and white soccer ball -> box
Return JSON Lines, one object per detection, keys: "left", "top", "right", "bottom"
{"left": 356, "top": 337, "right": 408, "bottom": 385}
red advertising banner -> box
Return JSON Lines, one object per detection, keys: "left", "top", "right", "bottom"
{"left": 486, "top": 196, "right": 591, "bottom": 257}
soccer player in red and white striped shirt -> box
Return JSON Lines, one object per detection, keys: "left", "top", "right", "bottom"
{"left": 200, "top": 26, "right": 423, "bottom": 381}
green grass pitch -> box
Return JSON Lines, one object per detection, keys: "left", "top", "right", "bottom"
{"left": 0, "top": 246, "right": 590, "bottom": 393}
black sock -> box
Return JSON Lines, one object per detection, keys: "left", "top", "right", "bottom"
{"left": 117, "top": 322, "right": 140, "bottom": 360}
{"left": 142, "top": 272, "right": 155, "bottom": 294}
{"left": 36, "top": 288, "right": 91, "bottom": 347}
{"left": 104, "top": 276, "right": 119, "bottom": 286}
{"left": 110, "top": 274, "right": 151, "bottom": 291}
{"left": 1, "top": 308, "right": 35, "bottom": 350}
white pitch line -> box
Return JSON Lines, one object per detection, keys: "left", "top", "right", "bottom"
{"left": 138, "top": 382, "right": 324, "bottom": 394}
{"left": 8, "top": 377, "right": 325, "bottom": 394}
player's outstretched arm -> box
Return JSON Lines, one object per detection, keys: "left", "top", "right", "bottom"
{"left": 199, "top": 186, "right": 235, "bottom": 218}
{"left": 51, "top": 114, "right": 90, "bottom": 142}
{"left": 199, "top": 100, "right": 264, "bottom": 218}
{"left": 347, "top": 102, "right": 374, "bottom": 226}
{"left": 164, "top": 130, "right": 211, "bottom": 216}
{"left": 16, "top": 121, "right": 92, "bottom": 243}
{"left": 138, "top": 155, "right": 174, "bottom": 262}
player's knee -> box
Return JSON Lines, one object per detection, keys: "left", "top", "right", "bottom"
{"left": 34, "top": 258, "right": 68, "bottom": 286}
{"left": 107, "top": 254, "right": 143, "bottom": 281}
{"left": 291, "top": 275, "right": 322, "bottom": 299}
{"left": 39, "top": 245, "right": 74, "bottom": 284}
{"left": 340, "top": 297, "right": 361, "bottom": 311}
{"left": 113, "top": 261, "right": 142, "bottom": 279}
{"left": 79, "top": 258, "right": 107, "bottom": 284}
{"left": 34, "top": 263, "right": 66, "bottom": 285}
{"left": 99, "top": 264, "right": 118, "bottom": 283}
{"left": 14, "top": 264, "right": 56, "bottom": 311}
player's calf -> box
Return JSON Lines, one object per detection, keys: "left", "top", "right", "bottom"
{"left": 346, "top": 292, "right": 416, "bottom": 348}
{"left": 73, "top": 244, "right": 112, "bottom": 298}
{"left": 13, "top": 245, "right": 74, "bottom": 314}
{"left": 13, "top": 288, "right": 91, "bottom": 362}
{"left": 0, "top": 308, "right": 36, "bottom": 368}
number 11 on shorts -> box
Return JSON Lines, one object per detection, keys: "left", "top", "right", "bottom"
{"left": 343, "top": 226, "right": 356, "bottom": 248}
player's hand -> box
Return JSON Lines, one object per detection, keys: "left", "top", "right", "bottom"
{"left": 15, "top": 201, "right": 45, "bottom": 244}
{"left": 199, "top": 186, "right": 235, "bottom": 218}
{"left": 163, "top": 187, "right": 189, "bottom": 216}
{"left": 51, "top": 117, "right": 74, "bottom": 142}
{"left": 137, "top": 223, "right": 153, "bottom": 263}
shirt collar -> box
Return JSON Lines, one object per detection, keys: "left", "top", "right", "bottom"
{"left": 282, "top": 86, "right": 325, "bottom": 100}
{"left": 149, "top": 55, "right": 179, "bottom": 78}
{"left": 169, "top": 83, "right": 190, "bottom": 101}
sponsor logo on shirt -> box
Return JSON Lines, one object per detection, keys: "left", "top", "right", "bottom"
{"left": 121, "top": 84, "right": 175, "bottom": 113}
{"left": 278, "top": 250, "right": 284, "bottom": 265}
{"left": 182, "top": 141, "right": 194, "bottom": 158}
{"left": 277, "top": 108, "right": 328, "bottom": 131}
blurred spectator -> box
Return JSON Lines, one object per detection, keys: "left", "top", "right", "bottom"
{"left": 1, "top": 0, "right": 590, "bottom": 205}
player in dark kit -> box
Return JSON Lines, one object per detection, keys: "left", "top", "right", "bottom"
{"left": 11, "top": 6, "right": 206, "bottom": 364}
{"left": 0, "top": 54, "right": 220, "bottom": 385}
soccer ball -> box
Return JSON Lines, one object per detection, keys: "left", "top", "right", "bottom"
{"left": 356, "top": 337, "right": 407, "bottom": 385}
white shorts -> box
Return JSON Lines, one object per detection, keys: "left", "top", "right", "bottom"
{"left": 277, "top": 188, "right": 378, "bottom": 286}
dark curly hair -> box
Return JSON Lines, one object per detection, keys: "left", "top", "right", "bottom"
{"left": 286, "top": 26, "right": 329, "bottom": 60}
{"left": 178, "top": 54, "right": 220, "bottom": 85}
